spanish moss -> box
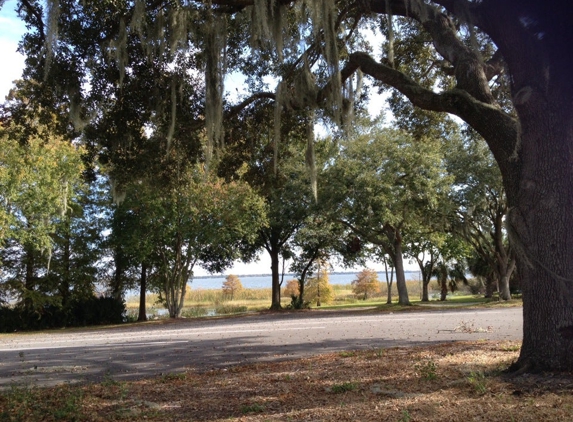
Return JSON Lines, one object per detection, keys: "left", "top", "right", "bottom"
{"left": 44, "top": 0, "right": 60, "bottom": 75}
{"left": 305, "top": 0, "right": 341, "bottom": 123}
{"left": 204, "top": 12, "right": 226, "bottom": 170}
{"left": 166, "top": 77, "right": 177, "bottom": 150}
{"left": 305, "top": 109, "right": 317, "bottom": 202}
{"left": 273, "top": 81, "right": 285, "bottom": 174}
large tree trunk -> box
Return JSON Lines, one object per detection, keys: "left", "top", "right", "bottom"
{"left": 345, "top": 0, "right": 573, "bottom": 370}
{"left": 508, "top": 102, "right": 573, "bottom": 371}
{"left": 465, "top": 0, "right": 573, "bottom": 372}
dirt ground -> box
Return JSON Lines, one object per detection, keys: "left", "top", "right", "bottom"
{"left": 2, "top": 340, "right": 573, "bottom": 421}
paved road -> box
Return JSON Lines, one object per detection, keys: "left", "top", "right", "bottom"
{"left": 0, "top": 307, "right": 522, "bottom": 388}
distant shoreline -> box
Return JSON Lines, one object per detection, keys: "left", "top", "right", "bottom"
{"left": 194, "top": 270, "right": 420, "bottom": 280}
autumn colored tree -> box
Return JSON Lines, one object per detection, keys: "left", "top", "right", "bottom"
{"left": 304, "top": 264, "right": 334, "bottom": 307}
{"left": 283, "top": 279, "right": 300, "bottom": 300}
{"left": 222, "top": 275, "right": 243, "bottom": 300}
{"left": 352, "top": 269, "right": 382, "bottom": 300}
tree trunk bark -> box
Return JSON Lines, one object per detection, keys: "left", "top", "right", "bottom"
{"left": 61, "top": 226, "right": 71, "bottom": 306}
{"left": 269, "top": 247, "right": 282, "bottom": 310}
{"left": 393, "top": 240, "right": 410, "bottom": 305}
{"left": 111, "top": 249, "right": 124, "bottom": 301}
{"left": 138, "top": 262, "right": 147, "bottom": 322}
{"left": 508, "top": 101, "right": 573, "bottom": 371}
{"left": 439, "top": 267, "right": 448, "bottom": 301}
{"left": 383, "top": 259, "right": 393, "bottom": 304}
{"left": 422, "top": 278, "right": 430, "bottom": 302}
{"left": 22, "top": 245, "right": 36, "bottom": 310}
{"left": 485, "top": 278, "right": 496, "bottom": 299}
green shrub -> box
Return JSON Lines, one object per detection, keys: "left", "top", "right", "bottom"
{"left": 0, "top": 296, "right": 125, "bottom": 332}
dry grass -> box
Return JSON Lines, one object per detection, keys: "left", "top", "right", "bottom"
{"left": 2, "top": 340, "right": 573, "bottom": 421}
{"left": 126, "top": 280, "right": 429, "bottom": 313}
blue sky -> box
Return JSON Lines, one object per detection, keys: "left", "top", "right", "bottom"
{"left": 0, "top": 0, "right": 26, "bottom": 100}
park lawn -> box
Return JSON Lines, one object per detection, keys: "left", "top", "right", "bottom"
{"left": 2, "top": 340, "right": 573, "bottom": 421}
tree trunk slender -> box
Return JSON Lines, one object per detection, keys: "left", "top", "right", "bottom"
{"left": 392, "top": 233, "right": 410, "bottom": 305}
{"left": 138, "top": 262, "right": 147, "bottom": 322}
{"left": 269, "top": 247, "right": 282, "bottom": 310}
{"left": 384, "top": 259, "right": 393, "bottom": 304}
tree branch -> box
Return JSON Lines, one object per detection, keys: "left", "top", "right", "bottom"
{"left": 345, "top": 52, "right": 518, "bottom": 178}
{"left": 19, "top": 0, "right": 46, "bottom": 47}
{"left": 226, "top": 92, "right": 276, "bottom": 118}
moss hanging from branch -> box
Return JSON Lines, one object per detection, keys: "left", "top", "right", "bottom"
{"left": 110, "top": 178, "right": 127, "bottom": 206}
{"left": 305, "top": 0, "right": 341, "bottom": 123}
{"left": 169, "top": 6, "right": 189, "bottom": 55}
{"left": 342, "top": 69, "right": 362, "bottom": 134}
{"left": 251, "top": 0, "right": 271, "bottom": 47}
{"left": 166, "top": 77, "right": 177, "bottom": 150}
{"left": 111, "top": 17, "right": 128, "bottom": 86}
{"left": 384, "top": 3, "right": 395, "bottom": 68}
{"left": 204, "top": 12, "right": 227, "bottom": 170}
{"left": 305, "top": 109, "right": 317, "bottom": 202}
{"left": 131, "top": 0, "right": 146, "bottom": 38}
{"left": 273, "top": 81, "right": 285, "bottom": 175}
{"left": 44, "top": 0, "right": 60, "bottom": 74}
{"left": 250, "top": 0, "right": 285, "bottom": 59}
{"left": 293, "top": 55, "right": 319, "bottom": 109}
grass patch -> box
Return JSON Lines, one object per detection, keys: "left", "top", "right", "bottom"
{"left": 414, "top": 359, "right": 438, "bottom": 380}
{"left": 330, "top": 382, "right": 358, "bottom": 393}
{"left": 467, "top": 370, "right": 488, "bottom": 395}
{"left": 240, "top": 403, "right": 265, "bottom": 413}
{"left": 0, "top": 384, "right": 83, "bottom": 421}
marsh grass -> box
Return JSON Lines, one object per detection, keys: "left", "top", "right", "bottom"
{"left": 125, "top": 279, "right": 505, "bottom": 319}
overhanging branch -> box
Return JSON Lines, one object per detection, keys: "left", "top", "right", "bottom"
{"left": 346, "top": 52, "right": 518, "bottom": 178}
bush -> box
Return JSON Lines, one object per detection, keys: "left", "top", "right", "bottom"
{"left": 0, "top": 306, "right": 21, "bottom": 332}
{"left": 67, "top": 296, "right": 125, "bottom": 326}
{"left": 0, "top": 296, "right": 126, "bottom": 332}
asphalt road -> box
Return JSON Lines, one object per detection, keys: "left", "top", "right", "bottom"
{"left": 0, "top": 307, "right": 522, "bottom": 388}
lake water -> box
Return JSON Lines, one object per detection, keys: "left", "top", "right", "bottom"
{"left": 191, "top": 271, "right": 421, "bottom": 290}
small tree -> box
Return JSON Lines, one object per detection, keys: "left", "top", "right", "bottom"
{"left": 305, "top": 268, "right": 334, "bottom": 307}
{"left": 222, "top": 275, "right": 243, "bottom": 300}
{"left": 283, "top": 279, "right": 300, "bottom": 299}
{"left": 352, "top": 269, "right": 381, "bottom": 300}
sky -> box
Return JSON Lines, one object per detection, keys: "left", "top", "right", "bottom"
{"left": 0, "top": 2, "right": 414, "bottom": 276}
{"left": 0, "top": 0, "right": 26, "bottom": 101}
